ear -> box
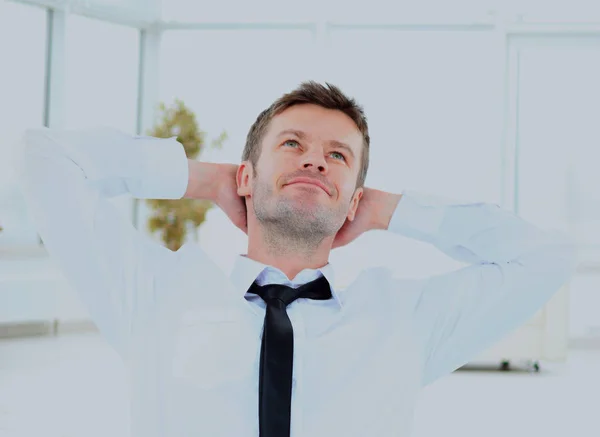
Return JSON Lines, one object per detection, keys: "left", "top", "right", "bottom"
{"left": 237, "top": 161, "right": 253, "bottom": 196}
{"left": 346, "top": 187, "right": 363, "bottom": 221}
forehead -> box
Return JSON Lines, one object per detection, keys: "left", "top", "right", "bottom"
{"left": 266, "top": 104, "right": 363, "bottom": 151}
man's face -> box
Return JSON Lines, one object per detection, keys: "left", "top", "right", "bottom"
{"left": 238, "top": 103, "right": 364, "bottom": 241}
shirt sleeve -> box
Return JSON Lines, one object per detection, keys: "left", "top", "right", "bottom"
{"left": 387, "top": 190, "right": 578, "bottom": 387}
{"left": 16, "top": 126, "right": 190, "bottom": 361}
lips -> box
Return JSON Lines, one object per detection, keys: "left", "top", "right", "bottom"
{"left": 285, "top": 177, "right": 331, "bottom": 195}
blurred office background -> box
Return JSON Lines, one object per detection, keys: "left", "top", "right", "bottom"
{"left": 0, "top": 0, "right": 599, "bottom": 436}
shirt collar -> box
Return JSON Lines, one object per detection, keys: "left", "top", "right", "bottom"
{"left": 230, "top": 254, "right": 343, "bottom": 309}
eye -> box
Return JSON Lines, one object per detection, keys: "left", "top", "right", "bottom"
{"left": 330, "top": 151, "right": 346, "bottom": 161}
{"left": 283, "top": 139, "right": 299, "bottom": 148}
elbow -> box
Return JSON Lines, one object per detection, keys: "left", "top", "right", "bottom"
{"left": 19, "top": 128, "right": 45, "bottom": 158}
{"left": 15, "top": 128, "right": 57, "bottom": 180}
{"left": 21, "top": 127, "right": 50, "bottom": 151}
{"left": 18, "top": 128, "right": 57, "bottom": 165}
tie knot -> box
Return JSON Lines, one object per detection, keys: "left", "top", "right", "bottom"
{"left": 248, "top": 275, "right": 332, "bottom": 306}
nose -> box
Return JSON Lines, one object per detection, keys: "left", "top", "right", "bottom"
{"left": 299, "top": 149, "right": 328, "bottom": 173}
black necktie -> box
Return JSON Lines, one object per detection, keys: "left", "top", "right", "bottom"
{"left": 247, "top": 275, "right": 332, "bottom": 437}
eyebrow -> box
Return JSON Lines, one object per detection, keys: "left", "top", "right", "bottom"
{"left": 276, "top": 129, "right": 356, "bottom": 159}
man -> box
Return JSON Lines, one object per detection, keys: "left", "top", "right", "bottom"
{"left": 18, "top": 81, "right": 577, "bottom": 437}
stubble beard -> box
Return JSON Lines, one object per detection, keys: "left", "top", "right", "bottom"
{"left": 253, "top": 177, "right": 347, "bottom": 256}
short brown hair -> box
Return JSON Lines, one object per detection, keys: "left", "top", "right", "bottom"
{"left": 242, "top": 81, "right": 370, "bottom": 188}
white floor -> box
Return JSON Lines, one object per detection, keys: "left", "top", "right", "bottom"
{"left": 0, "top": 332, "right": 599, "bottom": 437}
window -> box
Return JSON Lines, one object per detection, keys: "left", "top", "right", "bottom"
{"left": 64, "top": 14, "right": 139, "bottom": 132}
{"left": 0, "top": 2, "right": 47, "bottom": 246}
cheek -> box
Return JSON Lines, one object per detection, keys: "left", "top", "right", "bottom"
{"left": 337, "top": 175, "right": 357, "bottom": 197}
{"left": 335, "top": 186, "right": 355, "bottom": 205}
{"left": 253, "top": 169, "right": 279, "bottom": 194}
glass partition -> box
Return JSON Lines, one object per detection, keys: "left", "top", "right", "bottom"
{"left": 0, "top": 1, "right": 47, "bottom": 246}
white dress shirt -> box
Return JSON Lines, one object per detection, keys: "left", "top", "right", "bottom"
{"left": 17, "top": 127, "right": 578, "bottom": 437}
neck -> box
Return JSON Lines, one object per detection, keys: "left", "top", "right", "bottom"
{"left": 246, "top": 221, "right": 332, "bottom": 280}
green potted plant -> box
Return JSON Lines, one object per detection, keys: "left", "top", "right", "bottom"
{"left": 145, "top": 100, "right": 227, "bottom": 251}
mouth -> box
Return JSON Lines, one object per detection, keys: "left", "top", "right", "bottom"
{"left": 285, "top": 178, "right": 331, "bottom": 195}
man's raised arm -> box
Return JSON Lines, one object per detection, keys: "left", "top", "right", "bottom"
{"left": 380, "top": 190, "right": 578, "bottom": 386}
{"left": 16, "top": 127, "right": 204, "bottom": 359}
